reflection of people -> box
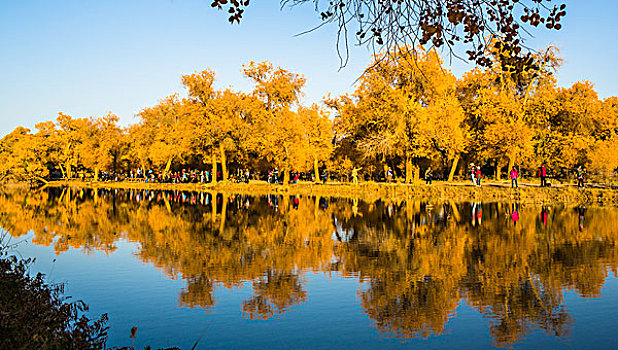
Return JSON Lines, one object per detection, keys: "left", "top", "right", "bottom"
{"left": 540, "top": 206, "right": 548, "bottom": 226}
{"left": 476, "top": 202, "right": 482, "bottom": 225}
{"left": 352, "top": 167, "right": 362, "bottom": 185}
{"left": 319, "top": 197, "right": 328, "bottom": 209}
{"left": 511, "top": 203, "right": 519, "bottom": 226}
{"left": 471, "top": 202, "right": 482, "bottom": 226}
{"left": 578, "top": 206, "right": 586, "bottom": 231}
{"left": 268, "top": 194, "right": 279, "bottom": 210}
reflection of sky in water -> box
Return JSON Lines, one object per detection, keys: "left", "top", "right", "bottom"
{"left": 3, "top": 189, "right": 618, "bottom": 349}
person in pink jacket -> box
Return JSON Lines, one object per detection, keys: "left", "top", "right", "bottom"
{"left": 510, "top": 166, "right": 519, "bottom": 188}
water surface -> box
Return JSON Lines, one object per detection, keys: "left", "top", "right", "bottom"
{"left": 2, "top": 188, "right": 617, "bottom": 349}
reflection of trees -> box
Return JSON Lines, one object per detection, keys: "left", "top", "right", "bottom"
{"left": 2, "top": 188, "right": 618, "bottom": 346}
{"left": 360, "top": 275, "right": 459, "bottom": 339}
{"left": 242, "top": 270, "right": 307, "bottom": 320}
{"left": 331, "top": 200, "right": 618, "bottom": 346}
{"left": 0, "top": 188, "right": 332, "bottom": 320}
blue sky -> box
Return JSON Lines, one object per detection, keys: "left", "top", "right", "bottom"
{"left": 1, "top": 1, "right": 616, "bottom": 136}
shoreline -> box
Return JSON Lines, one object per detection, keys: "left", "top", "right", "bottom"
{"left": 14, "top": 179, "right": 617, "bottom": 205}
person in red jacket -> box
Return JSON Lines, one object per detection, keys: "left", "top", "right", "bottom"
{"left": 538, "top": 163, "right": 547, "bottom": 187}
{"left": 475, "top": 166, "right": 482, "bottom": 186}
{"left": 510, "top": 166, "right": 519, "bottom": 188}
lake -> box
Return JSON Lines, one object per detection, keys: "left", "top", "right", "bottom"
{"left": 2, "top": 187, "right": 617, "bottom": 349}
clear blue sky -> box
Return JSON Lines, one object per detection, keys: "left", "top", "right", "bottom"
{"left": 1, "top": 1, "right": 616, "bottom": 136}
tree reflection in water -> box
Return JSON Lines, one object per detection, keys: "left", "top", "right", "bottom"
{"left": 1, "top": 188, "right": 617, "bottom": 347}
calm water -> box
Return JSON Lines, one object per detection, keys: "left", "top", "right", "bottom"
{"left": 2, "top": 187, "right": 618, "bottom": 349}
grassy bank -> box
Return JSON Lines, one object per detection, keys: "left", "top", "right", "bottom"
{"left": 33, "top": 179, "right": 618, "bottom": 205}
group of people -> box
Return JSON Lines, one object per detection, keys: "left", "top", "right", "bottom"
{"left": 128, "top": 169, "right": 217, "bottom": 184}
{"left": 80, "top": 162, "right": 589, "bottom": 189}
{"left": 467, "top": 163, "right": 586, "bottom": 189}
{"left": 469, "top": 164, "right": 483, "bottom": 187}
{"left": 230, "top": 169, "right": 251, "bottom": 183}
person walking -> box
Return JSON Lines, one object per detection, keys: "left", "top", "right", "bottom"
{"left": 469, "top": 163, "right": 476, "bottom": 186}
{"left": 351, "top": 167, "right": 362, "bottom": 185}
{"left": 475, "top": 166, "right": 482, "bottom": 187}
{"left": 425, "top": 166, "right": 433, "bottom": 185}
{"left": 538, "top": 163, "right": 547, "bottom": 187}
{"left": 509, "top": 166, "right": 519, "bottom": 188}
{"left": 386, "top": 167, "right": 393, "bottom": 183}
{"left": 576, "top": 166, "right": 585, "bottom": 189}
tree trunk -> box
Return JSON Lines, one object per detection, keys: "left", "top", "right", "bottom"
{"left": 448, "top": 154, "right": 460, "bottom": 182}
{"left": 313, "top": 154, "right": 320, "bottom": 183}
{"left": 282, "top": 195, "right": 289, "bottom": 213}
{"left": 283, "top": 166, "right": 290, "bottom": 185}
{"left": 163, "top": 157, "right": 173, "bottom": 177}
{"left": 414, "top": 165, "right": 420, "bottom": 184}
{"left": 163, "top": 196, "right": 172, "bottom": 214}
{"left": 33, "top": 175, "right": 49, "bottom": 184}
{"left": 219, "top": 194, "right": 227, "bottom": 235}
{"left": 94, "top": 167, "right": 99, "bottom": 182}
{"left": 66, "top": 161, "right": 72, "bottom": 179}
{"left": 449, "top": 201, "right": 461, "bottom": 221}
{"left": 406, "top": 200, "right": 414, "bottom": 227}
{"left": 507, "top": 156, "right": 515, "bottom": 179}
{"left": 211, "top": 153, "right": 218, "bottom": 184}
{"left": 219, "top": 144, "right": 228, "bottom": 181}
{"left": 65, "top": 187, "right": 71, "bottom": 207}
{"left": 59, "top": 163, "right": 67, "bottom": 179}
{"left": 495, "top": 160, "right": 502, "bottom": 181}
{"left": 405, "top": 154, "right": 413, "bottom": 184}
{"left": 211, "top": 194, "right": 217, "bottom": 224}
{"left": 314, "top": 195, "right": 320, "bottom": 219}
{"left": 139, "top": 157, "right": 146, "bottom": 178}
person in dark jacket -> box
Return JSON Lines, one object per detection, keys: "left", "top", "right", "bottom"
{"left": 538, "top": 164, "right": 547, "bottom": 187}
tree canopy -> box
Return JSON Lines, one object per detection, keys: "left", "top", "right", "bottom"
{"left": 2, "top": 44, "right": 618, "bottom": 184}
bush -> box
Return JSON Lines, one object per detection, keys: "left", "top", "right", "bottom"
{"left": 0, "top": 251, "right": 109, "bottom": 349}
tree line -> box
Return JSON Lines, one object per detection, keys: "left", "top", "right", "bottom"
{"left": 2, "top": 43, "right": 617, "bottom": 184}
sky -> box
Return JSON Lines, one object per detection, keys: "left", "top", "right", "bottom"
{"left": 1, "top": 0, "right": 617, "bottom": 136}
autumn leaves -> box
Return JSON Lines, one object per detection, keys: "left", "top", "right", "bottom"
{"left": 1, "top": 44, "right": 617, "bottom": 184}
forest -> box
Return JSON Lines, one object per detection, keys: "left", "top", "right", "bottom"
{"left": 2, "top": 43, "right": 617, "bottom": 184}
